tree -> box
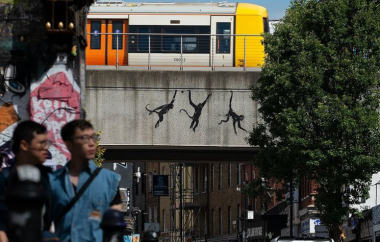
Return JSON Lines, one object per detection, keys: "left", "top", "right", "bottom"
{"left": 248, "top": 0, "right": 380, "bottom": 238}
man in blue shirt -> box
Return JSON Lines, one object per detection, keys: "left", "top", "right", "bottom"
{"left": 49, "top": 120, "right": 121, "bottom": 242}
{"left": 0, "top": 121, "right": 52, "bottom": 242}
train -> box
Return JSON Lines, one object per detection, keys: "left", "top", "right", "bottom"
{"left": 86, "top": 1, "right": 269, "bottom": 68}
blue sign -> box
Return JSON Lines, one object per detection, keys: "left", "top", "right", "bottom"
{"left": 153, "top": 175, "right": 169, "bottom": 196}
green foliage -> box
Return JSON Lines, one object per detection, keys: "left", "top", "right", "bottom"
{"left": 93, "top": 130, "right": 106, "bottom": 167}
{"left": 249, "top": 0, "right": 380, "bottom": 228}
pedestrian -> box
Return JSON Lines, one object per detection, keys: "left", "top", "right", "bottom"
{"left": 0, "top": 120, "right": 53, "bottom": 242}
{"left": 49, "top": 119, "right": 121, "bottom": 242}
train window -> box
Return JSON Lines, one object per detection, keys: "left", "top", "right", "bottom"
{"left": 216, "top": 22, "right": 231, "bottom": 54}
{"left": 138, "top": 27, "right": 151, "bottom": 51}
{"left": 90, "top": 21, "right": 101, "bottom": 49}
{"left": 263, "top": 18, "right": 269, "bottom": 33}
{"left": 112, "top": 21, "right": 123, "bottom": 50}
{"left": 162, "top": 29, "right": 197, "bottom": 52}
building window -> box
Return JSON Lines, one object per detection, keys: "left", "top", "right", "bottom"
{"left": 195, "top": 167, "right": 198, "bottom": 191}
{"left": 237, "top": 163, "right": 241, "bottom": 185}
{"left": 163, "top": 29, "right": 197, "bottom": 52}
{"left": 138, "top": 27, "right": 151, "bottom": 51}
{"left": 154, "top": 204, "right": 157, "bottom": 223}
{"left": 148, "top": 172, "right": 153, "bottom": 191}
{"left": 170, "top": 209, "right": 174, "bottom": 230}
{"left": 228, "top": 206, "right": 231, "bottom": 233}
{"left": 237, "top": 204, "right": 241, "bottom": 232}
{"left": 112, "top": 21, "right": 123, "bottom": 50}
{"left": 211, "top": 165, "right": 215, "bottom": 190}
{"left": 163, "top": 209, "right": 166, "bottom": 233}
{"left": 162, "top": 166, "right": 166, "bottom": 175}
{"left": 216, "top": 22, "right": 231, "bottom": 53}
{"left": 142, "top": 172, "right": 146, "bottom": 194}
{"left": 90, "top": 21, "right": 101, "bottom": 49}
{"left": 204, "top": 211, "right": 207, "bottom": 235}
{"left": 212, "top": 209, "right": 215, "bottom": 236}
{"left": 219, "top": 207, "right": 222, "bottom": 235}
{"left": 149, "top": 205, "right": 152, "bottom": 222}
{"left": 219, "top": 164, "right": 222, "bottom": 190}
{"left": 204, "top": 166, "right": 207, "bottom": 191}
{"left": 228, "top": 163, "right": 231, "bottom": 187}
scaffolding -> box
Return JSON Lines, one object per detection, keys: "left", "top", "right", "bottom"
{"left": 169, "top": 163, "right": 208, "bottom": 242}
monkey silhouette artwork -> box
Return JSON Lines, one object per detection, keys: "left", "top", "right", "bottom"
{"left": 219, "top": 91, "right": 247, "bottom": 134}
{"left": 180, "top": 90, "right": 212, "bottom": 132}
{"left": 146, "top": 90, "right": 177, "bottom": 128}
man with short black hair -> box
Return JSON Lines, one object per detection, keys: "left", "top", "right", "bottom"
{"left": 0, "top": 120, "right": 52, "bottom": 242}
{"left": 50, "top": 119, "right": 121, "bottom": 242}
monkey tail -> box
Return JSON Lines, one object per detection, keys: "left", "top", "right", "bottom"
{"left": 145, "top": 104, "right": 154, "bottom": 115}
{"left": 180, "top": 109, "right": 193, "bottom": 119}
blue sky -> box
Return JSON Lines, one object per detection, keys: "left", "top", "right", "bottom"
{"left": 252, "top": 0, "right": 292, "bottom": 20}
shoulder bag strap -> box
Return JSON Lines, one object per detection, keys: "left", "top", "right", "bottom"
{"left": 56, "top": 167, "right": 102, "bottom": 223}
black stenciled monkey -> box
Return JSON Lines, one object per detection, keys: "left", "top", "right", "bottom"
{"left": 146, "top": 90, "right": 177, "bottom": 128}
{"left": 180, "top": 90, "right": 212, "bottom": 132}
{"left": 219, "top": 91, "right": 247, "bottom": 134}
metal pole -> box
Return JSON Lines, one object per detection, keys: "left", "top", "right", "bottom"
{"left": 179, "top": 163, "right": 183, "bottom": 242}
{"left": 376, "top": 184, "right": 378, "bottom": 206}
{"left": 290, "top": 178, "right": 293, "bottom": 236}
{"left": 180, "top": 36, "right": 183, "bottom": 71}
{"left": 211, "top": 36, "right": 215, "bottom": 71}
{"left": 148, "top": 35, "right": 151, "bottom": 70}
{"left": 116, "top": 33, "right": 119, "bottom": 70}
{"left": 243, "top": 36, "right": 246, "bottom": 71}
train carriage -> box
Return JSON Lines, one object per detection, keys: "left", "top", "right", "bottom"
{"left": 86, "top": 1, "right": 268, "bottom": 68}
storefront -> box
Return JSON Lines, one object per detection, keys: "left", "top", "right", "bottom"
{"left": 247, "top": 220, "right": 266, "bottom": 242}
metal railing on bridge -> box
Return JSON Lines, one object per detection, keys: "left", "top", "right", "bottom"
{"left": 86, "top": 33, "right": 264, "bottom": 71}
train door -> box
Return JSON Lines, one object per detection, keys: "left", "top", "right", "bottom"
{"left": 106, "top": 20, "right": 128, "bottom": 66}
{"left": 86, "top": 20, "right": 106, "bottom": 65}
{"left": 210, "top": 16, "right": 234, "bottom": 67}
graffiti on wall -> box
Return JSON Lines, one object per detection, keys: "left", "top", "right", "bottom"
{"left": 219, "top": 91, "right": 247, "bottom": 134}
{"left": 180, "top": 90, "right": 212, "bottom": 132}
{"left": 145, "top": 90, "right": 177, "bottom": 128}
{"left": 144, "top": 90, "right": 247, "bottom": 135}
{"left": 30, "top": 53, "right": 80, "bottom": 162}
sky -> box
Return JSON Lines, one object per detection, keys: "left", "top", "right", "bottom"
{"left": 251, "top": 0, "right": 292, "bottom": 20}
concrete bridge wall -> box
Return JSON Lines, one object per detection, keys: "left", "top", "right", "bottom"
{"left": 86, "top": 70, "right": 260, "bottom": 151}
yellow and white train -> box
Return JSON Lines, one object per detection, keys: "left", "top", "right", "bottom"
{"left": 86, "top": 1, "right": 268, "bottom": 68}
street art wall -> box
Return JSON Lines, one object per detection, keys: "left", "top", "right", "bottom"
{"left": 0, "top": 0, "right": 91, "bottom": 168}
{"left": 86, "top": 70, "right": 260, "bottom": 148}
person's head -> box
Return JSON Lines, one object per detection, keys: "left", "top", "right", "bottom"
{"left": 12, "top": 120, "right": 49, "bottom": 165}
{"left": 61, "top": 120, "right": 98, "bottom": 162}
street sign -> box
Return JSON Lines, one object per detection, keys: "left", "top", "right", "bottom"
{"left": 153, "top": 175, "right": 169, "bottom": 196}
{"left": 246, "top": 210, "right": 254, "bottom": 220}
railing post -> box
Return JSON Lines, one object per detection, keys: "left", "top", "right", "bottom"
{"left": 148, "top": 35, "right": 151, "bottom": 70}
{"left": 116, "top": 33, "right": 119, "bottom": 70}
{"left": 180, "top": 35, "right": 183, "bottom": 71}
{"left": 211, "top": 36, "right": 215, "bottom": 71}
{"left": 244, "top": 36, "right": 246, "bottom": 71}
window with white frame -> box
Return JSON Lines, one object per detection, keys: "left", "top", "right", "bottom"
{"left": 163, "top": 209, "right": 166, "bottom": 233}
{"left": 219, "top": 164, "right": 223, "bottom": 190}
{"left": 219, "top": 207, "right": 222, "bottom": 235}
{"left": 237, "top": 163, "right": 241, "bottom": 185}
{"left": 211, "top": 165, "right": 215, "bottom": 190}
{"left": 228, "top": 163, "right": 231, "bottom": 187}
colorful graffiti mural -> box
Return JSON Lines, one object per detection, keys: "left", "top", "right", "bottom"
{"left": 0, "top": 0, "right": 88, "bottom": 168}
